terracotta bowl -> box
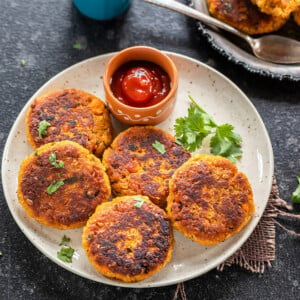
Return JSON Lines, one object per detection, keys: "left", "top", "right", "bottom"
{"left": 103, "top": 46, "right": 178, "bottom": 125}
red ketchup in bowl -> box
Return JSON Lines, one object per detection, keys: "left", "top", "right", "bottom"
{"left": 110, "top": 61, "right": 171, "bottom": 107}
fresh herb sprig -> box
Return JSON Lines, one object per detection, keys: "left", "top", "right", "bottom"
{"left": 57, "top": 247, "right": 74, "bottom": 263}
{"left": 174, "top": 95, "right": 242, "bottom": 162}
{"left": 292, "top": 173, "right": 300, "bottom": 204}
{"left": 49, "top": 152, "right": 64, "bottom": 168}
{"left": 133, "top": 196, "right": 145, "bottom": 208}
{"left": 38, "top": 120, "right": 51, "bottom": 139}
{"left": 46, "top": 180, "right": 64, "bottom": 194}
{"left": 152, "top": 140, "right": 166, "bottom": 154}
{"left": 59, "top": 235, "right": 71, "bottom": 246}
{"left": 57, "top": 235, "right": 74, "bottom": 263}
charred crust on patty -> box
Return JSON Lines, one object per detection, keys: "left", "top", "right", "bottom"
{"left": 82, "top": 196, "right": 174, "bottom": 282}
{"left": 17, "top": 141, "right": 111, "bottom": 229}
{"left": 102, "top": 126, "right": 191, "bottom": 208}
{"left": 251, "top": 0, "right": 300, "bottom": 18}
{"left": 293, "top": 7, "right": 300, "bottom": 25}
{"left": 167, "top": 154, "right": 255, "bottom": 246}
{"left": 207, "top": 0, "right": 288, "bottom": 35}
{"left": 26, "top": 89, "right": 113, "bottom": 157}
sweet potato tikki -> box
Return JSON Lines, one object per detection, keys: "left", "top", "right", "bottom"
{"left": 17, "top": 141, "right": 111, "bottom": 229}
{"left": 167, "top": 154, "right": 255, "bottom": 246}
{"left": 82, "top": 195, "right": 174, "bottom": 282}
{"left": 293, "top": 6, "right": 300, "bottom": 25}
{"left": 207, "top": 0, "right": 288, "bottom": 35}
{"left": 102, "top": 126, "right": 191, "bottom": 208}
{"left": 26, "top": 88, "right": 112, "bottom": 157}
{"left": 251, "top": 0, "right": 300, "bottom": 18}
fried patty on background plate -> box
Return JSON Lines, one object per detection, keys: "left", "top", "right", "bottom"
{"left": 293, "top": 6, "right": 300, "bottom": 25}
{"left": 207, "top": 0, "right": 288, "bottom": 34}
{"left": 251, "top": 0, "right": 300, "bottom": 18}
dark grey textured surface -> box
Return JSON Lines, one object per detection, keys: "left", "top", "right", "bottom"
{"left": 0, "top": 0, "right": 299, "bottom": 299}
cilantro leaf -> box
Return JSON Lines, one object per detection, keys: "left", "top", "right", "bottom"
{"left": 20, "top": 59, "right": 27, "bottom": 67}
{"left": 210, "top": 124, "right": 242, "bottom": 163}
{"left": 46, "top": 180, "right": 64, "bottom": 194}
{"left": 73, "top": 42, "right": 82, "bottom": 50}
{"left": 152, "top": 140, "right": 166, "bottom": 154}
{"left": 57, "top": 247, "right": 74, "bottom": 263}
{"left": 49, "top": 152, "right": 64, "bottom": 168}
{"left": 38, "top": 120, "right": 51, "bottom": 139}
{"left": 292, "top": 173, "right": 300, "bottom": 204}
{"left": 174, "top": 95, "right": 243, "bottom": 162}
{"left": 174, "top": 96, "right": 215, "bottom": 152}
{"left": 133, "top": 196, "right": 145, "bottom": 208}
{"left": 59, "top": 235, "right": 71, "bottom": 246}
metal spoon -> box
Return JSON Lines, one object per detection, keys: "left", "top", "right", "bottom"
{"left": 145, "top": 0, "right": 300, "bottom": 64}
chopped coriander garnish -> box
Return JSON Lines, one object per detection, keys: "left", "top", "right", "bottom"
{"left": 152, "top": 140, "right": 166, "bottom": 154}
{"left": 49, "top": 152, "right": 64, "bottom": 168}
{"left": 133, "top": 196, "right": 145, "bottom": 208}
{"left": 38, "top": 120, "right": 51, "bottom": 139}
{"left": 20, "top": 59, "right": 27, "bottom": 67}
{"left": 57, "top": 247, "right": 74, "bottom": 263}
{"left": 46, "top": 180, "right": 64, "bottom": 194}
{"left": 174, "top": 95, "right": 242, "bottom": 163}
{"left": 292, "top": 173, "right": 300, "bottom": 204}
{"left": 59, "top": 235, "right": 71, "bottom": 246}
{"left": 73, "top": 42, "right": 82, "bottom": 50}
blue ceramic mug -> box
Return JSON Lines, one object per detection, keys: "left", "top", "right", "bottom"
{"left": 73, "top": 0, "right": 131, "bottom": 21}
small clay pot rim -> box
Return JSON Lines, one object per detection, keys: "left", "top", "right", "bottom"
{"left": 103, "top": 46, "right": 178, "bottom": 112}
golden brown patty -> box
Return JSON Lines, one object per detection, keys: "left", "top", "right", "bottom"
{"left": 102, "top": 126, "right": 191, "bottom": 208}
{"left": 82, "top": 195, "right": 174, "bottom": 282}
{"left": 251, "top": 0, "right": 300, "bottom": 18}
{"left": 207, "top": 0, "right": 288, "bottom": 35}
{"left": 167, "top": 154, "right": 255, "bottom": 246}
{"left": 17, "top": 141, "right": 111, "bottom": 229}
{"left": 293, "top": 6, "right": 300, "bottom": 25}
{"left": 26, "top": 89, "right": 113, "bottom": 157}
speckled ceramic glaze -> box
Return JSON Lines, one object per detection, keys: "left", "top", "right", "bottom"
{"left": 103, "top": 46, "right": 178, "bottom": 125}
{"left": 2, "top": 52, "right": 273, "bottom": 288}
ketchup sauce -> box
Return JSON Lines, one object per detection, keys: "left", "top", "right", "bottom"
{"left": 110, "top": 61, "right": 171, "bottom": 107}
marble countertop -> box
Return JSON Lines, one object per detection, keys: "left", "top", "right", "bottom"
{"left": 0, "top": 0, "right": 299, "bottom": 299}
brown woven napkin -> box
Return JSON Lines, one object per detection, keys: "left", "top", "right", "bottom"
{"left": 173, "top": 178, "right": 300, "bottom": 300}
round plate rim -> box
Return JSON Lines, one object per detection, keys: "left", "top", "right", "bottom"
{"left": 1, "top": 51, "right": 274, "bottom": 288}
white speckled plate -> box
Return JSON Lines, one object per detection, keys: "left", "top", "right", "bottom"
{"left": 2, "top": 52, "right": 274, "bottom": 288}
